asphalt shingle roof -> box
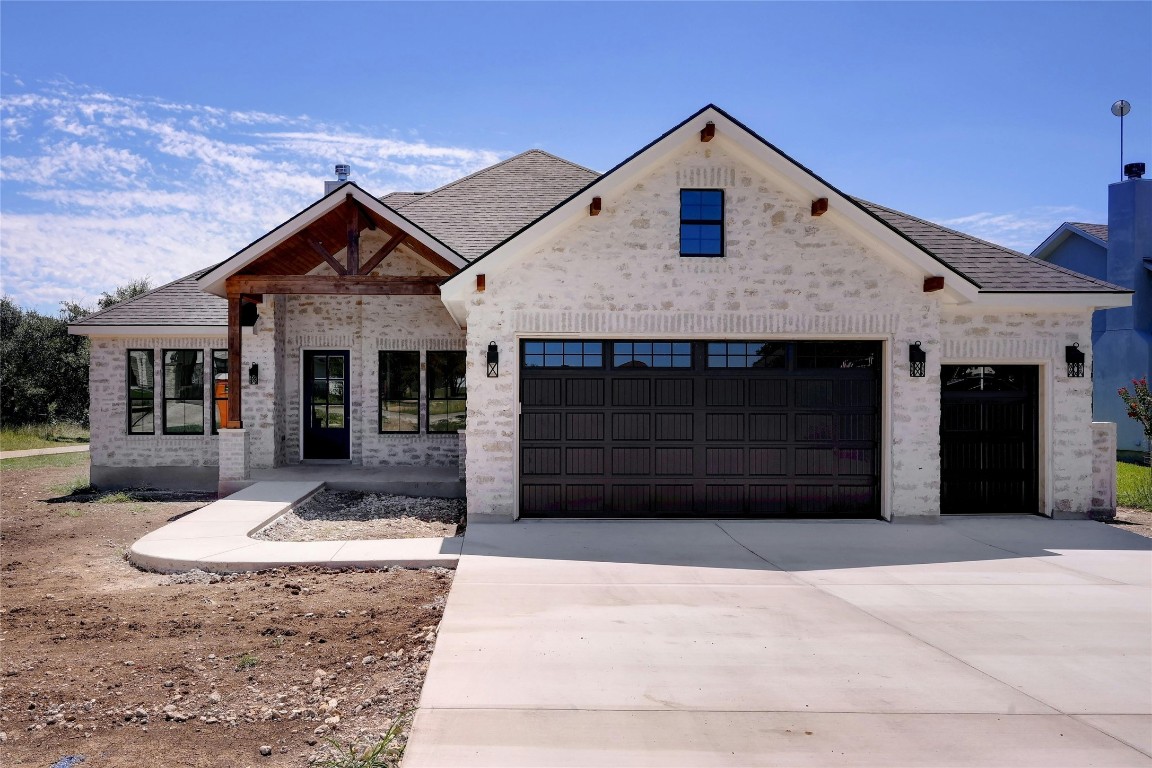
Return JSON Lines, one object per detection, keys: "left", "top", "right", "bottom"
{"left": 1068, "top": 222, "right": 1109, "bottom": 242}
{"left": 854, "top": 200, "right": 1125, "bottom": 293}
{"left": 73, "top": 267, "right": 227, "bottom": 327}
{"left": 73, "top": 148, "right": 1128, "bottom": 330}
{"left": 388, "top": 149, "right": 599, "bottom": 260}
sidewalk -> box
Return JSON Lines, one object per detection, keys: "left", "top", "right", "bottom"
{"left": 0, "top": 444, "right": 90, "bottom": 460}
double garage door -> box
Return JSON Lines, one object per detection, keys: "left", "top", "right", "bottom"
{"left": 519, "top": 339, "right": 882, "bottom": 518}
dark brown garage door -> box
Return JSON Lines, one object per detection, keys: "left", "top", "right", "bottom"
{"left": 520, "top": 340, "right": 882, "bottom": 518}
{"left": 940, "top": 365, "right": 1038, "bottom": 514}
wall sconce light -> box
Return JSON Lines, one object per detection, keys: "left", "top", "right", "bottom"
{"left": 1066, "top": 343, "right": 1085, "bottom": 378}
{"left": 486, "top": 341, "right": 499, "bottom": 378}
{"left": 909, "top": 341, "right": 926, "bottom": 378}
{"left": 248, "top": 363, "right": 259, "bottom": 385}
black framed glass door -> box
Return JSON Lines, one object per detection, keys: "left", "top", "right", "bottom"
{"left": 303, "top": 351, "right": 350, "bottom": 460}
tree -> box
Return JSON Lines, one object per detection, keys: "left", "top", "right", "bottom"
{"left": 97, "top": 277, "right": 152, "bottom": 311}
{"left": 1118, "top": 378, "right": 1152, "bottom": 466}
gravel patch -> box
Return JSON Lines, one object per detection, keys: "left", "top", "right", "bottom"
{"left": 253, "top": 490, "right": 465, "bottom": 542}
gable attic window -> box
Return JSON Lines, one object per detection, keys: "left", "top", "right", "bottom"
{"left": 127, "top": 349, "right": 155, "bottom": 435}
{"left": 680, "top": 189, "right": 724, "bottom": 256}
{"left": 162, "top": 349, "right": 204, "bottom": 435}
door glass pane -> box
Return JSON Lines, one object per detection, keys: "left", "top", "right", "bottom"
{"left": 326, "top": 406, "right": 345, "bottom": 428}
{"left": 313, "top": 405, "right": 328, "bottom": 427}
{"left": 313, "top": 356, "right": 328, "bottom": 378}
{"left": 328, "top": 356, "right": 344, "bottom": 379}
{"left": 312, "top": 380, "right": 329, "bottom": 404}
{"left": 328, "top": 381, "right": 345, "bottom": 405}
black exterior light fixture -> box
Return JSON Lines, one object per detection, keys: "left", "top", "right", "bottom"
{"left": 486, "top": 341, "right": 499, "bottom": 378}
{"left": 909, "top": 341, "right": 926, "bottom": 378}
{"left": 248, "top": 363, "right": 259, "bottom": 385}
{"left": 1066, "top": 343, "right": 1085, "bottom": 378}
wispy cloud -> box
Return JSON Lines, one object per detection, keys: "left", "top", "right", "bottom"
{"left": 0, "top": 77, "right": 506, "bottom": 314}
{"left": 938, "top": 206, "right": 1102, "bottom": 253}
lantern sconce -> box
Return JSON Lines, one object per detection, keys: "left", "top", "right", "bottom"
{"left": 486, "top": 341, "right": 499, "bottom": 378}
{"left": 248, "top": 363, "right": 259, "bottom": 385}
{"left": 909, "top": 341, "right": 926, "bottom": 378}
{"left": 1066, "top": 343, "right": 1085, "bottom": 378}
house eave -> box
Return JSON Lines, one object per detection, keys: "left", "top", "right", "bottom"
{"left": 970, "top": 291, "right": 1132, "bottom": 311}
{"left": 1031, "top": 223, "right": 1108, "bottom": 261}
{"left": 70, "top": 324, "right": 229, "bottom": 337}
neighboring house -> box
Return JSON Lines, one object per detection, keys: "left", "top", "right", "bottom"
{"left": 1032, "top": 164, "right": 1151, "bottom": 455}
{"left": 70, "top": 105, "right": 1131, "bottom": 521}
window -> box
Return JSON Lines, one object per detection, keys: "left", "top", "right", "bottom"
{"left": 211, "top": 349, "right": 228, "bottom": 434}
{"left": 613, "top": 341, "right": 692, "bottom": 369}
{"left": 162, "top": 349, "right": 204, "bottom": 434}
{"left": 427, "top": 351, "right": 466, "bottom": 433}
{"left": 310, "top": 354, "right": 346, "bottom": 429}
{"left": 680, "top": 189, "right": 724, "bottom": 256}
{"left": 127, "top": 349, "right": 155, "bottom": 434}
{"left": 794, "top": 341, "right": 878, "bottom": 370}
{"left": 706, "top": 342, "right": 786, "bottom": 369}
{"left": 522, "top": 341, "right": 603, "bottom": 368}
{"left": 379, "top": 351, "right": 420, "bottom": 433}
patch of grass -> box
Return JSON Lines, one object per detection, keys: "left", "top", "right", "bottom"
{"left": 94, "top": 490, "right": 136, "bottom": 504}
{"left": 235, "top": 652, "right": 260, "bottom": 671}
{"left": 316, "top": 718, "right": 406, "bottom": 768}
{"left": 0, "top": 452, "right": 90, "bottom": 471}
{"left": 1117, "top": 461, "right": 1152, "bottom": 510}
{"left": 62, "top": 508, "right": 84, "bottom": 518}
{"left": 0, "top": 422, "right": 89, "bottom": 451}
{"left": 51, "top": 475, "right": 97, "bottom": 496}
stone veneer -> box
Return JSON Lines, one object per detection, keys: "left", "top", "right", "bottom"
{"left": 1090, "top": 422, "right": 1117, "bottom": 516}
{"left": 461, "top": 138, "right": 1100, "bottom": 521}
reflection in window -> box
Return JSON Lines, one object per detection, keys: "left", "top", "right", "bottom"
{"left": 211, "top": 349, "right": 228, "bottom": 434}
{"left": 163, "top": 349, "right": 204, "bottom": 434}
{"left": 380, "top": 351, "right": 420, "bottom": 433}
{"left": 680, "top": 189, "right": 724, "bottom": 256}
{"left": 310, "top": 354, "right": 346, "bottom": 430}
{"left": 522, "top": 341, "right": 603, "bottom": 368}
{"left": 795, "top": 341, "right": 878, "bottom": 370}
{"left": 706, "top": 342, "right": 786, "bottom": 369}
{"left": 613, "top": 341, "right": 691, "bottom": 369}
{"left": 127, "top": 349, "right": 154, "bottom": 435}
{"left": 428, "top": 351, "right": 466, "bottom": 433}
{"left": 942, "top": 365, "right": 1026, "bottom": 392}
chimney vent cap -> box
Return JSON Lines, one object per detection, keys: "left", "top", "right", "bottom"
{"left": 334, "top": 164, "right": 351, "bottom": 181}
{"left": 1124, "top": 162, "right": 1145, "bottom": 180}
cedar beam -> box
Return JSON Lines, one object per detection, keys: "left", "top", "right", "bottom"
{"left": 352, "top": 199, "right": 378, "bottom": 230}
{"left": 225, "top": 291, "right": 243, "bottom": 429}
{"left": 346, "top": 194, "right": 360, "bottom": 275}
{"left": 359, "top": 231, "right": 407, "bottom": 275}
{"left": 306, "top": 237, "right": 347, "bottom": 276}
{"left": 227, "top": 275, "right": 442, "bottom": 296}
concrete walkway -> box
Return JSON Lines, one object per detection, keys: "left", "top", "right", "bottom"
{"left": 0, "top": 444, "right": 89, "bottom": 460}
{"left": 128, "top": 481, "right": 461, "bottom": 573}
{"left": 405, "top": 517, "right": 1152, "bottom": 767}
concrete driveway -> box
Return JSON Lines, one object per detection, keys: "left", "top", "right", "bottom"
{"left": 404, "top": 518, "right": 1152, "bottom": 767}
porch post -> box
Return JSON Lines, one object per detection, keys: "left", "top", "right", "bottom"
{"left": 226, "top": 289, "right": 243, "bottom": 429}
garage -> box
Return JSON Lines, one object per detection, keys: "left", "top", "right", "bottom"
{"left": 519, "top": 339, "right": 882, "bottom": 517}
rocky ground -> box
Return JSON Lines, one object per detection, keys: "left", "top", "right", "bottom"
{"left": 254, "top": 491, "right": 465, "bottom": 543}
{"left": 0, "top": 460, "right": 452, "bottom": 767}
{"left": 1107, "top": 506, "right": 1152, "bottom": 538}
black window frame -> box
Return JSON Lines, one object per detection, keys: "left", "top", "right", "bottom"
{"left": 522, "top": 341, "right": 604, "bottom": 369}
{"left": 680, "top": 188, "right": 725, "bottom": 257}
{"left": 427, "top": 350, "right": 467, "bottom": 434}
{"left": 162, "top": 348, "right": 205, "bottom": 435}
{"left": 612, "top": 341, "right": 692, "bottom": 369}
{"left": 126, "top": 349, "right": 155, "bottom": 435}
{"left": 379, "top": 350, "right": 421, "bottom": 434}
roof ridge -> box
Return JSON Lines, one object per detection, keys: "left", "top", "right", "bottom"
{"left": 402, "top": 149, "right": 598, "bottom": 209}
{"left": 71, "top": 264, "right": 221, "bottom": 326}
{"left": 1068, "top": 221, "right": 1106, "bottom": 228}
{"left": 853, "top": 198, "right": 1127, "bottom": 292}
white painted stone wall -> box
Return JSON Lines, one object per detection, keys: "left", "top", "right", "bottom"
{"left": 1090, "top": 422, "right": 1117, "bottom": 515}
{"left": 89, "top": 335, "right": 224, "bottom": 471}
{"left": 461, "top": 138, "right": 1099, "bottom": 520}
{"left": 940, "top": 309, "right": 1095, "bottom": 515}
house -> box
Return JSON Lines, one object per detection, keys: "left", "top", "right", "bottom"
{"left": 1032, "top": 163, "right": 1151, "bottom": 456}
{"left": 70, "top": 105, "right": 1131, "bottom": 521}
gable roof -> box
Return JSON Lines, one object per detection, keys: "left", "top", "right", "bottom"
{"left": 385, "top": 149, "right": 599, "bottom": 260}
{"left": 858, "top": 202, "right": 1122, "bottom": 293}
{"left": 69, "top": 266, "right": 227, "bottom": 334}
{"left": 1031, "top": 221, "right": 1110, "bottom": 261}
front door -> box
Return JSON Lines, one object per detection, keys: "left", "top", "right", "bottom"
{"left": 303, "top": 351, "right": 350, "bottom": 460}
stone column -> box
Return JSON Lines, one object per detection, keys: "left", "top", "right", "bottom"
{"left": 1091, "top": 422, "right": 1117, "bottom": 518}
{"left": 218, "top": 427, "right": 250, "bottom": 496}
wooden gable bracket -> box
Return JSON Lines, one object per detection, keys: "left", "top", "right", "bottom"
{"left": 923, "top": 276, "right": 945, "bottom": 292}
{"left": 358, "top": 231, "right": 408, "bottom": 275}
{"left": 351, "top": 198, "right": 378, "bottom": 231}
{"left": 700, "top": 121, "right": 716, "bottom": 142}
{"left": 345, "top": 194, "right": 361, "bottom": 275}
{"left": 811, "top": 198, "right": 829, "bottom": 216}
{"left": 589, "top": 196, "right": 602, "bottom": 216}
{"left": 306, "top": 237, "right": 347, "bottom": 276}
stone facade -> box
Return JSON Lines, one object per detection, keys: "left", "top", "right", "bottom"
{"left": 1091, "top": 421, "right": 1118, "bottom": 515}
{"left": 461, "top": 139, "right": 1101, "bottom": 521}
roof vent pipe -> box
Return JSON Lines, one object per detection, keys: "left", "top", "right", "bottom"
{"left": 1124, "top": 162, "right": 1145, "bottom": 180}
{"left": 324, "top": 164, "right": 352, "bottom": 196}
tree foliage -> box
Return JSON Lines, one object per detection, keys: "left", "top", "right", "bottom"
{"left": 1118, "top": 377, "right": 1152, "bottom": 440}
{"left": 0, "top": 279, "right": 152, "bottom": 427}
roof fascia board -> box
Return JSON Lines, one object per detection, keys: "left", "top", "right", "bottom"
{"left": 970, "top": 292, "right": 1132, "bottom": 310}
{"left": 199, "top": 184, "right": 466, "bottom": 297}
{"left": 70, "top": 325, "right": 229, "bottom": 337}
{"left": 1031, "top": 223, "right": 1107, "bottom": 260}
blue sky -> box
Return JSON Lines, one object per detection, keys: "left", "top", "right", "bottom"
{"left": 2, "top": 1, "right": 1149, "bottom": 314}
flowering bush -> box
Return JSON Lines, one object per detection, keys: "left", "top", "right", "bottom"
{"left": 1118, "top": 378, "right": 1152, "bottom": 467}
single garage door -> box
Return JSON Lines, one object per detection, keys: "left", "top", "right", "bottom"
{"left": 520, "top": 340, "right": 882, "bottom": 518}
{"left": 940, "top": 365, "right": 1039, "bottom": 514}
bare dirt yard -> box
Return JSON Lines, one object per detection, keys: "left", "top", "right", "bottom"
{"left": 0, "top": 458, "right": 452, "bottom": 767}
{"left": 1108, "top": 506, "right": 1152, "bottom": 539}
